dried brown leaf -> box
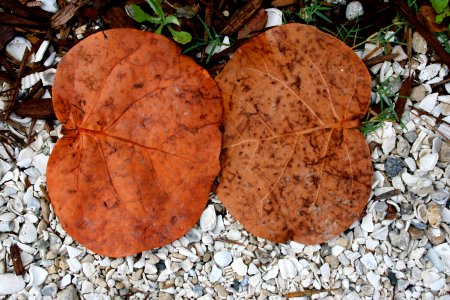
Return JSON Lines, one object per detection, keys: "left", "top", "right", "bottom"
{"left": 47, "top": 29, "right": 222, "bottom": 257}
{"left": 216, "top": 24, "right": 373, "bottom": 244}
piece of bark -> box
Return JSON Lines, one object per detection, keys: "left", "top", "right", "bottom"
{"left": 220, "top": 0, "right": 263, "bottom": 35}
{"left": 14, "top": 98, "right": 55, "bottom": 119}
{"left": 237, "top": 8, "right": 268, "bottom": 39}
{"left": 0, "top": 0, "right": 52, "bottom": 20}
{"left": 0, "top": 13, "right": 44, "bottom": 27}
{"left": 374, "top": 189, "right": 401, "bottom": 201}
{"left": 51, "top": 0, "right": 89, "bottom": 28}
{"left": 272, "top": 0, "right": 297, "bottom": 7}
{"left": 364, "top": 53, "right": 399, "bottom": 66}
{"left": 395, "top": 76, "right": 413, "bottom": 120}
{"left": 0, "top": 26, "right": 14, "bottom": 50}
{"left": 10, "top": 244, "right": 24, "bottom": 275}
{"left": 5, "top": 48, "right": 31, "bottom": 120}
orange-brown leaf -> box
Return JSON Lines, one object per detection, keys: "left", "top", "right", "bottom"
{"left": 216, "top": 24, "right": 373, "bottom": 244}
{"left": 47, "top": 29, "right": 222, "bottom": 257}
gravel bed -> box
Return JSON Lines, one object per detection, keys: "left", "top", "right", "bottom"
{"left": 1, "top": 6, "right": 450, "bottom": 300}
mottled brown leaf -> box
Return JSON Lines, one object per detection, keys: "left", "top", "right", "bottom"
{"left": 47, "top": 29, "right": 222, "bottom": 257}
{"left": 216, "top": 24, "right": 373, "bottom": 244}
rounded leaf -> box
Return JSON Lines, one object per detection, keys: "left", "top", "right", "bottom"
{"left": 47, "top": 29, "right": 222, "bottom": 257}
{"left": 216, "top": 24, "right": 373, "bottom": 245}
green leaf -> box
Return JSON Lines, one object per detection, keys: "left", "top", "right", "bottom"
{"left": 155, "top": 24, "right": 165, "bottom": 34}
{"left": 129, "top": 4, "right": 162, "bottom": 23}
{"left": 168, "top": 26, "right": 192, "bottom": 44}
{"left": 436, "top": 12, "right": 446, "bottom": 24}
{"left": 147, "top": 0, "right": 165, "bottom": 18}
{"left": 314, "top": 10, "right": 332, "bottom": 23}
{"left": 163, "top": 15, "right": 181, "bottom": 26}
{"left": 431, "top": 0, "right": 449, "bottom": 13}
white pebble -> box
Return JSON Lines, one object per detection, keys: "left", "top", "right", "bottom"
{"left": 367, "top": 271, "right": 381, "bottom": 290}
{"left": 209, "top": 265, "right": 222, "bottom": 283}
{"left": 226, "top": 230, "right": 241, "bottom": 241}
{"left": 19, "top": 223, "right": 37, "bottom": 243}
{"left": 67, "top": 258, "right": 82, "bottom": 273}
{"left": 231, "top": 257, "right": 247, "bottom": 276}
{"left": 0, "top": 274, "right": 25, "bottom": 294}
{"left": 346, "top": 1, "right": 364, "bottom": 20}
{"left": 34, "top": 41, "right": 49, "bottom": 63}
{"left": 361, "top": 214, "right": 374, "bottom": 232}
{"left": 418, "top": 93, "right": 438, "bottom": 113}
{"left": 320, "top": 263, "right": 330, "bottom": 282}
{"left": 278, "top": 259, "right": 297, "bottom": 279}
{"left": 199, "top": 205, "right": 216, "bottom": 232}
{"left": 360, "top": 253, "right": 377, "bottom": 270}
{"left": 412, "top": 32, "right": 427, "bottom": 54}
{"left": 392, "top": 45, "right": 407, "bottom": 62}
{"left": 419, "top": 64, "right": 441, "bottom": 82}
{"left": 66, "top": 246, "right": 83, "bottom": 259}
{"left": 265, "top": 8, "right": 283, "bottom": 27}
{"left": 82, "top": 262, "right": 96, "bottom": 278}
{"left": 6, "top": 37, "right": 32, "bottom": 61}
{"left": 419, "top": 153, "right": 439, "bottom": 171}
{"left": 213, "top": 251, "right": 232, "bottom": 267}
{"left": 39, "top": 0, "right": 58, "bottom": 13}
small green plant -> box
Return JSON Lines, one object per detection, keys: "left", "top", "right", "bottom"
{"left": 298, "top": 0, "right": 333, "bottom": 24}
{"left": 330, "top": 23, "right": 371, "bottom": 47}
{"left": 183, "top": 17, "right": 231, "bottom": 64}
{"left": 351, "top": 17, "right": 408, "bottom": 49}
{"left": 127, "top": 0, "right": 192, "bottom": 44}
{"left": 407, "top": 0, "right": 419, "bottom": 13}
{"left": 361, "top": 77, "right": 402, "bottom": 137}
{"left": 360, "top": 106, "right": 398, "bottom": 137}
{"left": 430, "top": 0, "right": 450, "bottom": 26}
{"left": 436, "top": 32, "right": 450, "bottom": 52}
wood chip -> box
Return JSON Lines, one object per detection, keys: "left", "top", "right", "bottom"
{"left": 51, "top": 0, "right": 88, "bottom": 28}
{"left": 220, "top": 0, "right": 263, "bottom": 35}
{"left": 272, "top": 0, "right": 297, "bottom": 7}
{"left": 10, "top": 244, "right": 24, "bottom": 275}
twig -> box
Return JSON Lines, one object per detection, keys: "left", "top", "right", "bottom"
{"left": 394, "top": 75, "right": 413, "bottom": 119}
{"left": 220, "top": 0, "right": 263, "bottom": 35}
{"left": 26, "top": 119, "right": 36, "bottom": 146}
{"left": 362, "top": 44, "right": 382, "bottom": 60}
{"left": 374, "top": 189, "right": 400, "bottom": 201}
{"left": 410, "top": 107, "right": 450, "bottom": 142}
{"left": 0, "top": 140, "right": 15, "bottom": 162}
{"left": 431, "top": 77, "right": 450, "bottom": 89}
{"left": 286, "top": 288, "right": 342, "bottom": 298}
{"left": 392, "top": 0, "right": 450, "bottom": 67}
{"left": 364, "top": 53, "right": 399, "bottom": 66}
{"left": 5, "top": 48, "right": 31, "bottom": 120}
{"left": 197, "top": 0, "right": 228, "bottom": 23}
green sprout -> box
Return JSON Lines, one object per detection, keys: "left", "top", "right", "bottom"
{"left": 298, "top": 0, "right": 333, "bottom": 24}
{"left": 183, "top": 17, "right": 231, "bottom": 64}
{"left": 361, "top": 77, "right": 403, "bottom": 137}
{"left": 127, "top": 0, "right": 192, "bottom": 44}
{"left": 430, "top": 0, "right": 450, "bottom": 30}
